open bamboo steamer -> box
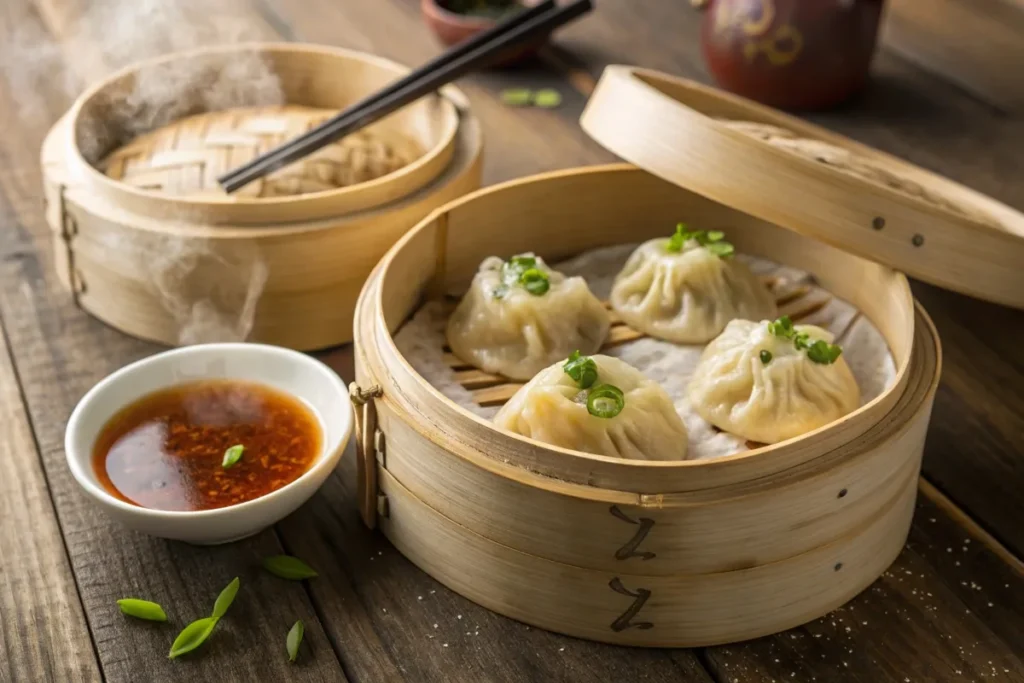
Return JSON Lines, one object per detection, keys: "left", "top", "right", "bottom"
{"left": 40, "top": 43, "right": 484, "bottom": 350}
{"left": 350, "top": 65, "right": 1024, "bottom": 647}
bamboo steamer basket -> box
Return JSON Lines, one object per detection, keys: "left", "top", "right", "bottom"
{"left": 350, "top": 66, "right": 1024, "bottom": 647}
{"left": 40, "top": 43, "right": 484, "bottom": 350}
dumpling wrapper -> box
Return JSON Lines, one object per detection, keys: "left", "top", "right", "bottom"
{"left": 610, "top": 238, "right": 777, "bottom": 344}
{"left": 494, "top": 354, "right": 689, "bottom": 461}
{"left": 447, "top": 255, "right": 610, "bottom": 381}
{"left": 688, "top": 320, "right": 861, "bottom": 444}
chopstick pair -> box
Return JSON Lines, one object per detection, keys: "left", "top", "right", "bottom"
{"left": 218, "top": 0, "right": 594, "bottom": 194}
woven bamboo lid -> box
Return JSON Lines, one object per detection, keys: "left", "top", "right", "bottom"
{"left": 580, "top": 66, "right": 1024, "bottom": 309}
{"left": 65, "top": 43, "right": 461, "bottom": 225}
{"left": 100, "top": 105, "right": 420, "bottom": 199}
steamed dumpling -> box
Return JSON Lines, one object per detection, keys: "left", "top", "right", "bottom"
{"left": 610, "top": 226, "right": 776, "bottom": 343}
{"left": 688, "top": 318, "right": 861, "bottom": 444}
{"left": 447, "top": 254, "right": 610, "bottom": 380}
{"left": 494, "top": 353, "right": 689, "bottom": 461}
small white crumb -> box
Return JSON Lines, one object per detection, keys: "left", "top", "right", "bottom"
{"left": 433, "top": 623, "right": 438, "bottom": 629}
{"left": 443, "top": 643, "right": 448, "bottom": 648}
{"left": 947, "top": 548, "right": 953, "bottom": 553}
{"left": 988, "top": 602, "right": 994, "bottom": 607}
{"left": 430, "top": 590, "right": 436, "bottom": 594}
{"left": 457, "top": 614, "right": 462, "bottom": 620}
{"left": 418, "top": 596, "right": 423, "bottom": 600}
{"left": 559, "top": 647, "right": 565, "bottom": 652}
{"left": 965, "top": 538, "right": 971, "bottom": 543}
{"left": 382, "top": 608, "right": 387, "bottom": 613}
{"left": 956, "top": 561, "right": 961, "bottom": 566}
{"left": 929, "top": 518, "right": 936, "bottom": 522}
{"left": 378, "top": 551, "right": 383, "bottom": 556}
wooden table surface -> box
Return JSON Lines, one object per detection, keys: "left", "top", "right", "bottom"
{"left": 2, "top": 1, "right": 1023, "bottom": 682}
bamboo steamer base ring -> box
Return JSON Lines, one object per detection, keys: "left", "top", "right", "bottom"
{"left": 351, "top": 165, "right": 942, "bottom": 646}
{"left": 39, "top": 44, "right": 483, "bottom": 350}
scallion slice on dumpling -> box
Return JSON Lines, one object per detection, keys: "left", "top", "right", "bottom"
{"left": 494, "top": 352, "right": 689, "bottom": 461}
{"left": 446, "top": 254, "right": 610, "bottom": 381}
{"left": 610, "top": 224, "right": 777, "bottom": 344}
{"left": 688, "top": 317, "right": 861, "bottom": 444}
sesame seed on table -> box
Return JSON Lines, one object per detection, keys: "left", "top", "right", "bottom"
{"left": 1, "top": 0, "right": 1022, "bottom": 682}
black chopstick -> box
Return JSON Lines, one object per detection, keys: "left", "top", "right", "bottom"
{"left": 217, "top": 0, "right": 558, "bottom": 193}
{"left": 218, "top": 0, "right": 592, "bottom": 193}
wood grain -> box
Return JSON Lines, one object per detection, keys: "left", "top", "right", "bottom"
{"left": 0, "top": 2, "right": 349, "bottom": 681}
{"left": 0, "top": 295, "right": 100, "bottom": 683}
{"left": 703, "top": 491, "right": 1024, "bottom": 682}
{"left": 0, "top": 0, "right": 1021, "bottom": 680}
{"left": 882, "top": 0, "right": 1024, "bottom": 113}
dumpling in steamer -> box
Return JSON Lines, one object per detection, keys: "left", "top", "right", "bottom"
{"left": 494, "top": 353, "right": 689, "bottom": 461}
{"left": 688, "top": 317, "right": 861, "bottom": 444}
{"left": 610, "top": 225, "right": 777, "bottom": 343}
{"left": 447, "top": 254, "right": 610, "bottom": 381}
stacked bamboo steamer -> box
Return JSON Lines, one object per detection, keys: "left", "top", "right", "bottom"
{"left": 351, "top": 66, "right": 1024, "bottom": 646}
{"left": 40, "top": 43, "right": 484, "bottom": 350}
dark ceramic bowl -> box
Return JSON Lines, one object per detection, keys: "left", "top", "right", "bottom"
{"left": 420, "top": 0, "right": 544, "bottom": 67}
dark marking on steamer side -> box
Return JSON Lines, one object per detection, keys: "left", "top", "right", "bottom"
{"left": 609, "top": 578, "right": 654, "bottom": 631}
{"left": 609, "top": 505, "right": 656, "bottom": 561}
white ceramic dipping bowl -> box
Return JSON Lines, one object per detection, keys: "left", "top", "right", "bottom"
{"left": 65, "top": 343, "right": 352, "bottom": 545}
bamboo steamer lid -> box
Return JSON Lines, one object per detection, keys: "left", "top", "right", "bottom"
{"left": 580, "top": 66, "right": 1024, "bottom": 309}
{"left": 99, "top": 105, "right": 421, "bottom": 200}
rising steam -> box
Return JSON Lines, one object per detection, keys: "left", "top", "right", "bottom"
{"left": 1, "top": 0, "right": 285, "bottom": 346}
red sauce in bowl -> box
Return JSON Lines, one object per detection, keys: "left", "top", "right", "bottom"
{"left": 92, "top": 380, "right": 321, "bottom": 512}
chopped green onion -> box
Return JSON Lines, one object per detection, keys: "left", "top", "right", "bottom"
{"left": 705, "top": 241, "right": 735, "bottom": 258}
{"left": 759, "top": 350, "right": 772, "bottom": 365}
{"left": 168, "top": 617, "right": 218, "bottom": 659}
{"left": 532, "top": 89, "right": 562, "bottom": 108}
{"left": 666, "top": 223, "right": 688, "bottom": 253}
{"left": 116, "top": 599, "right": 167, "bottom": 622}
{"left": 664, "top": 223, "right": 734, "bottom": 258}
{"left": 497, "top": 254, "right": 550, "bottom": 297}
{"left": 211, "top": 577, "right": 240, "bottom": 620}
{"left": 767, "top": 315, "right": 794, "bottom": 338}
{"left": 587, "top": 384, "right": 625, "bottom": 419}
{"left": 807, "top": 339, "right": 844, "bottom": 365}
{"left": 505, "top": 255, "right": 537, "bottom": 273}
{"left": 520, "top": 268, "right": 550, "bottom": 296}
{"left": 563, "top": 350, "right": 598, "bottom": 389}
{"left": 222, "top": 444, "right": 244, "bottom": 469}
{"left": 262, "top": 555, "right": 319, "bottom": 580}
{"left": 500, "top": 88, "right": 533, "bottom": 106}
{"left": 766, "top": 316, "right": 843, "bottom": 364}
{"left": 286, "top": 620, "right": 304, "bottom": 663}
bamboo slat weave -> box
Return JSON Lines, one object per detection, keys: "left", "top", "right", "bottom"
{"left": 99, "top": 105, "right": 419, "bottom": 198}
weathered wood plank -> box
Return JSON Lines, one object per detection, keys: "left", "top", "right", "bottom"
{"left": 702, "top": 489, "right": 1024, "bottom": 683}
{"left": 0, "top": 287, "right": 101, "bottom": 683}
{"left": 882, "top": 0, "right": 1024, "bottom": 113}
{"left": 0, "top": 2, "right": 350, "bottom": 681}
